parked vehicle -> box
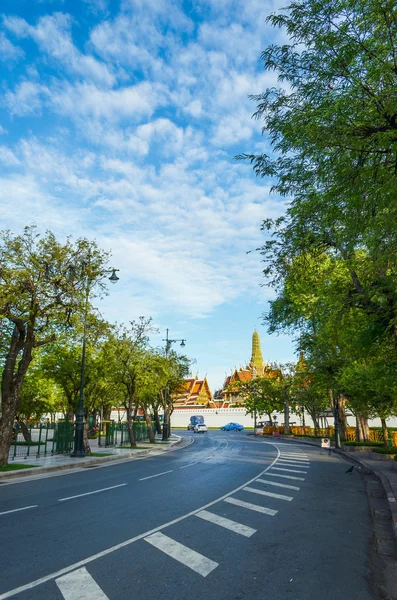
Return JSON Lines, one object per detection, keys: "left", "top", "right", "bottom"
{"left": 187, "top": 415, "right": 204, "bottom": 431}
{"left": 220, "top": 422, "right": 244, "bottom": 431}
{"left": 194, "top": 423, "right": 208, "bottom": 433}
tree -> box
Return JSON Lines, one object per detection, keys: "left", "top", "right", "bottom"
{"left": 105, "top": 318, "right": 156, "bottom": 447}
{"left": 0, "top": 226, "right": 110, "bottom": 466}
{"left": 239, "top": 0, "right": 397, "bottom": 381}
{"left": 234, "top": 369, "right": 283, "bottom": 425}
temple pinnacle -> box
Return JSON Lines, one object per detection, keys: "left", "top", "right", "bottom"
{"left": 250, "top": 330, "right": 265, "bottom": 376}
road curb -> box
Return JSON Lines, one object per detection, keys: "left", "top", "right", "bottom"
{"left": 0, "top": 435, "right": 182, "bottom": 481}
{"left": 262, "top": 435, "right": 397, "bottom": 544}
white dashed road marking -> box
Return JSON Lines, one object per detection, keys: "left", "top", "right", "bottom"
{"left": 272, "top": 467, "right": 307, "bottom": 474}
{"left": 0, "top": 505, "right": 38, "bottom": 516}
{"left": 58, "top": 484, "right": 127, "bottom": 502}
{"left": 56, "top": 568, "right": 109, "bottom": 600}
{"left": 144, "top": 532, "right": 218, "bottom": 577}
{"left": 224, "top": 497, "right": 278, "bottom": 516}
{"left": 139, "top": 470, "right": 173, "bottom": 481}
{"left": 195, "top": 510, "right": 256, "bottom": 537}
{"left": 255, "top": 478, "right": 300, "bottom": 491}
{"left": 266, "top": 473, "right": 305, "bottom": 481}
{"left": 243, "top": 486, "right": 293, "bottom": 501}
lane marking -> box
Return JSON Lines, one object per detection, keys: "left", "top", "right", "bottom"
{"left": 58, "top": 483, "right": 127, "bottom": 502}
{"left": 139, "top": 470, "right": 173, "bottom": 481}
{"left": 144, "top": 532, "right": 218, "bottom": 577}
{"left": 278, "top": 460, "right": 310, "bottom": 466}
{"left": 243, "top": 486, "right": 293, "bottom": 501}
{"left": 56, "top": 567, "right": 109, "bottom": 600}
{"left": 256, "top": 478, "right": 300, "bottom": 491}
{"left": 195, "top": 509, "right": 256, "bottom": 537}
{"left": 0, "top": 435, "right": 196, "bottom": 487}
{"left": 0, "top": 444, "right": 281, "bottom": 599}
{"left": 0, "top": 505, "right": 38, "bottom": 516}
{"left": 224, "top": 497, "right": 277, "bottom": 516}
{"left": 272, "top": 467, "right": 307, "bottom": 474}
{"left": 279, "top": 456, "right": 309, "bottom": 462}
{"left": 280, "top": 453, "right": 308, "bottom": 458}
{"left": 267, "top": 473, "right": 305, "bottom": 481}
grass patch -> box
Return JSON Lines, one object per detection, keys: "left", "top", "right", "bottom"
{"left": 0, "top": 463, "right": 39, "bottom": 471}
{"left": 345, "top": 441, "right": 383, "bottom": 446}
{"left": 89, "top": 452, "right": 114, "bottom": 457}
{"left": 372, "top": 446, "right": 397, "bottom": 454}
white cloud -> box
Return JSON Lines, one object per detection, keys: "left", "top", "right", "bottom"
{"left": 0, "top": 146, "right": 20, "bottom": 166}
{"left": 0, "top": 126, "right": 8, "bottom": 135}
{"left": 4, "top": 81, "right": 49, "bottom": 116}
{"left": 0, "top": 32, "right": 24, "bottom": 63}
{"left": 3, "top": 13, "right": 114, "bottom": 84}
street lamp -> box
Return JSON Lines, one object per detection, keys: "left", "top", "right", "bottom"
{"left": 161, "top": 328, "right": 186, "bottom": 440}
{"left": 71, "top": 267, "right": 120, "bottom": 457}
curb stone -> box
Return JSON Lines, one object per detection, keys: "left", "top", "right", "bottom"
{"left": 262, "top": 435, "right": 397, "bottom": 544}
{"left": 0, "top": 435, "right": 182, "bottom": 481}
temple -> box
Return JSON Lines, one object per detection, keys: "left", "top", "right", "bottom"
{"left": 213, "top": 330, "right": 269, "bottom": 407}
{"left": 172, "top": 375, "right": 215, "bottom": 409}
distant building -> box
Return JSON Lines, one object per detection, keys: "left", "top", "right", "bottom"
{"left": 172, "top": 375, "right": 215, "bottom": 409}
{"left": 214, "top": 330, "right": 276, "bottom": 407}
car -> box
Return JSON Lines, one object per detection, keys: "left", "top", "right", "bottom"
{"left": 220, "top": 422, "right": 244, "bottom": 431}
{"left": 187, "top": 423, "right": 195, "bottom": 431}
{"left": 194, "top": 423, "right": 208, "bottom": 433}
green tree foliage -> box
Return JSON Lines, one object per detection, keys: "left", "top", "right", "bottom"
{"left": 239, "top": 0, "right": 397, "bottom": 439}
{"left": 0, "top": 226, "right": 110, "bottom": 465}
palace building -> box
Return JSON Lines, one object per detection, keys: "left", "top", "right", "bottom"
{"left": 214, "top": 330, "right": 272, "bottom": 408}
{"left": 172, "top": 375, "right": 215, "bottom": 409}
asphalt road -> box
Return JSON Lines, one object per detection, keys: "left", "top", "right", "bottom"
{"left": 0, "top": 431, "right": 374, "bottom": 600}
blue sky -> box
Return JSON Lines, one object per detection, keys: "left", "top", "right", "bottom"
{"left": 0, "top": 0, "right": 295, "bottom": 391}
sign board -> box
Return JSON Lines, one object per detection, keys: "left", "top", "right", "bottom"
{"left": 321, "top": 437, "right": 331, "bottom": 448}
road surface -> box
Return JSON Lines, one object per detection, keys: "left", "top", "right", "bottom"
{"left": 0, "top": 431, "right": 374, "bottom": 599}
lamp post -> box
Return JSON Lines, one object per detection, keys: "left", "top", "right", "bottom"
{"left": 71, "top": 267, "right": 120, "bottom": 457}
{"left": 161, "top": 328, "right": 186, "bottom": 441}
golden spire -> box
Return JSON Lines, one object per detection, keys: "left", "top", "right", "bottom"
{"left": 250, "top": 330, "right": 265, "bottom": 376}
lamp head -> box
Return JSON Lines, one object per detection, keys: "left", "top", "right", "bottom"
{"left": 109, "top": 269, "right": 119, "bottom": 284}
{"left": 180, "top": 340, "right": 186, "bottom": 348}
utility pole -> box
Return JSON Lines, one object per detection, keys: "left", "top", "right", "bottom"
{"left": 162, "top": 329, "right": 186, "bottom": 441}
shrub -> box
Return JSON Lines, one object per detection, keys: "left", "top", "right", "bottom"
{"left": 345, "top": 441, "right": 383, "bottom": 446}
{"left": 372, "top": 447, "right": 397, "bottom": 454}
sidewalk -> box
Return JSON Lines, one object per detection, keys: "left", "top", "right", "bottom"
{"left": 267, "top": 435, "right": 397, "bottom": 542}
{"left": 0, "top": 434, "right": 182, "bottom": 481}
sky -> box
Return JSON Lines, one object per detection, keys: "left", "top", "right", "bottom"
{"left": 0, "top": 0, "right": 296, "bottom": 392}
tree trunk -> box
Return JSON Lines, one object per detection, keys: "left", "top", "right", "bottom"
{"left": 381, "top": 418, "right": 389, "bottom": 448}
{"left": 0, "top": 391, "right": 19, "bottom": 466}
{"left": 0, "top": 322, "right": 35, "bottom": 466}
{"left": 102, "top": 406, "right": 112, "bottom": 421}
{"left": 126, "top": 400, "right": 136, "bottom": 447}
{"left": 83, "top": 410, "right": 91, "bottom": 455}
{"left": 356, "top": 414, "right": 370, "bottom": 442}
{"left": 16, "top": 418, "right": 32, "bottom": 442}
{"left": 153, "top": 409, "right": 162, "bottom": 434}
{"left": 144, "top": 411, "right": 155, "bottom": 443}
{"left": 284, "top": 396, "right": 290, "bottom": 434}
{"left": 337, "top": 395, "right": 347, "bottom": 440}
{"left": 268, "top": 412, "right": 273, "bottom": 424}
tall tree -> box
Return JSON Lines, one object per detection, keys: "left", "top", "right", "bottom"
{"left": 0, "top": 226, "right": 109, "bottom": 465}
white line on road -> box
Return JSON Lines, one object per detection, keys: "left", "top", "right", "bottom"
{"left": 272, "top": 467, "right": 307, "bottom": 474}
{"left": 56, "top": 567, "right": 109, "bottom": 600}
{"left": 243, "top": 486, "right": 293, "bottom": 501}
{"left": 224, "top": 496, "right": 278, "bottom": 516}
{"left": 267, "top": 473, "right": 305, "bottom": 481}
{"left": 0, "top": 505, "right": 38, "bottom": 516}
{"left": 256, "top": 478, "right": 300, "bottom": 491}
{"left": 279, "top": 456, "right": 309, "bottom": 462}
{"left": 280, "top": 453, "right": 308, "bottom": 458}
{"left": 144, "top": 532, "right": 218, "bottom": 577}
{"left": 0, "top": 443, "right": 281, "bottom": 600}
{"left": 195, "top": 509, "right": 256, "bottom": 537}
{"left": 139, "top": 470, "right": 173, "bottom": 481}
{"left": 278, "top": 460, "right": 310, "bottom": 466}
{"left": 58, "top": 483, "right": 127, "bottom": 502}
